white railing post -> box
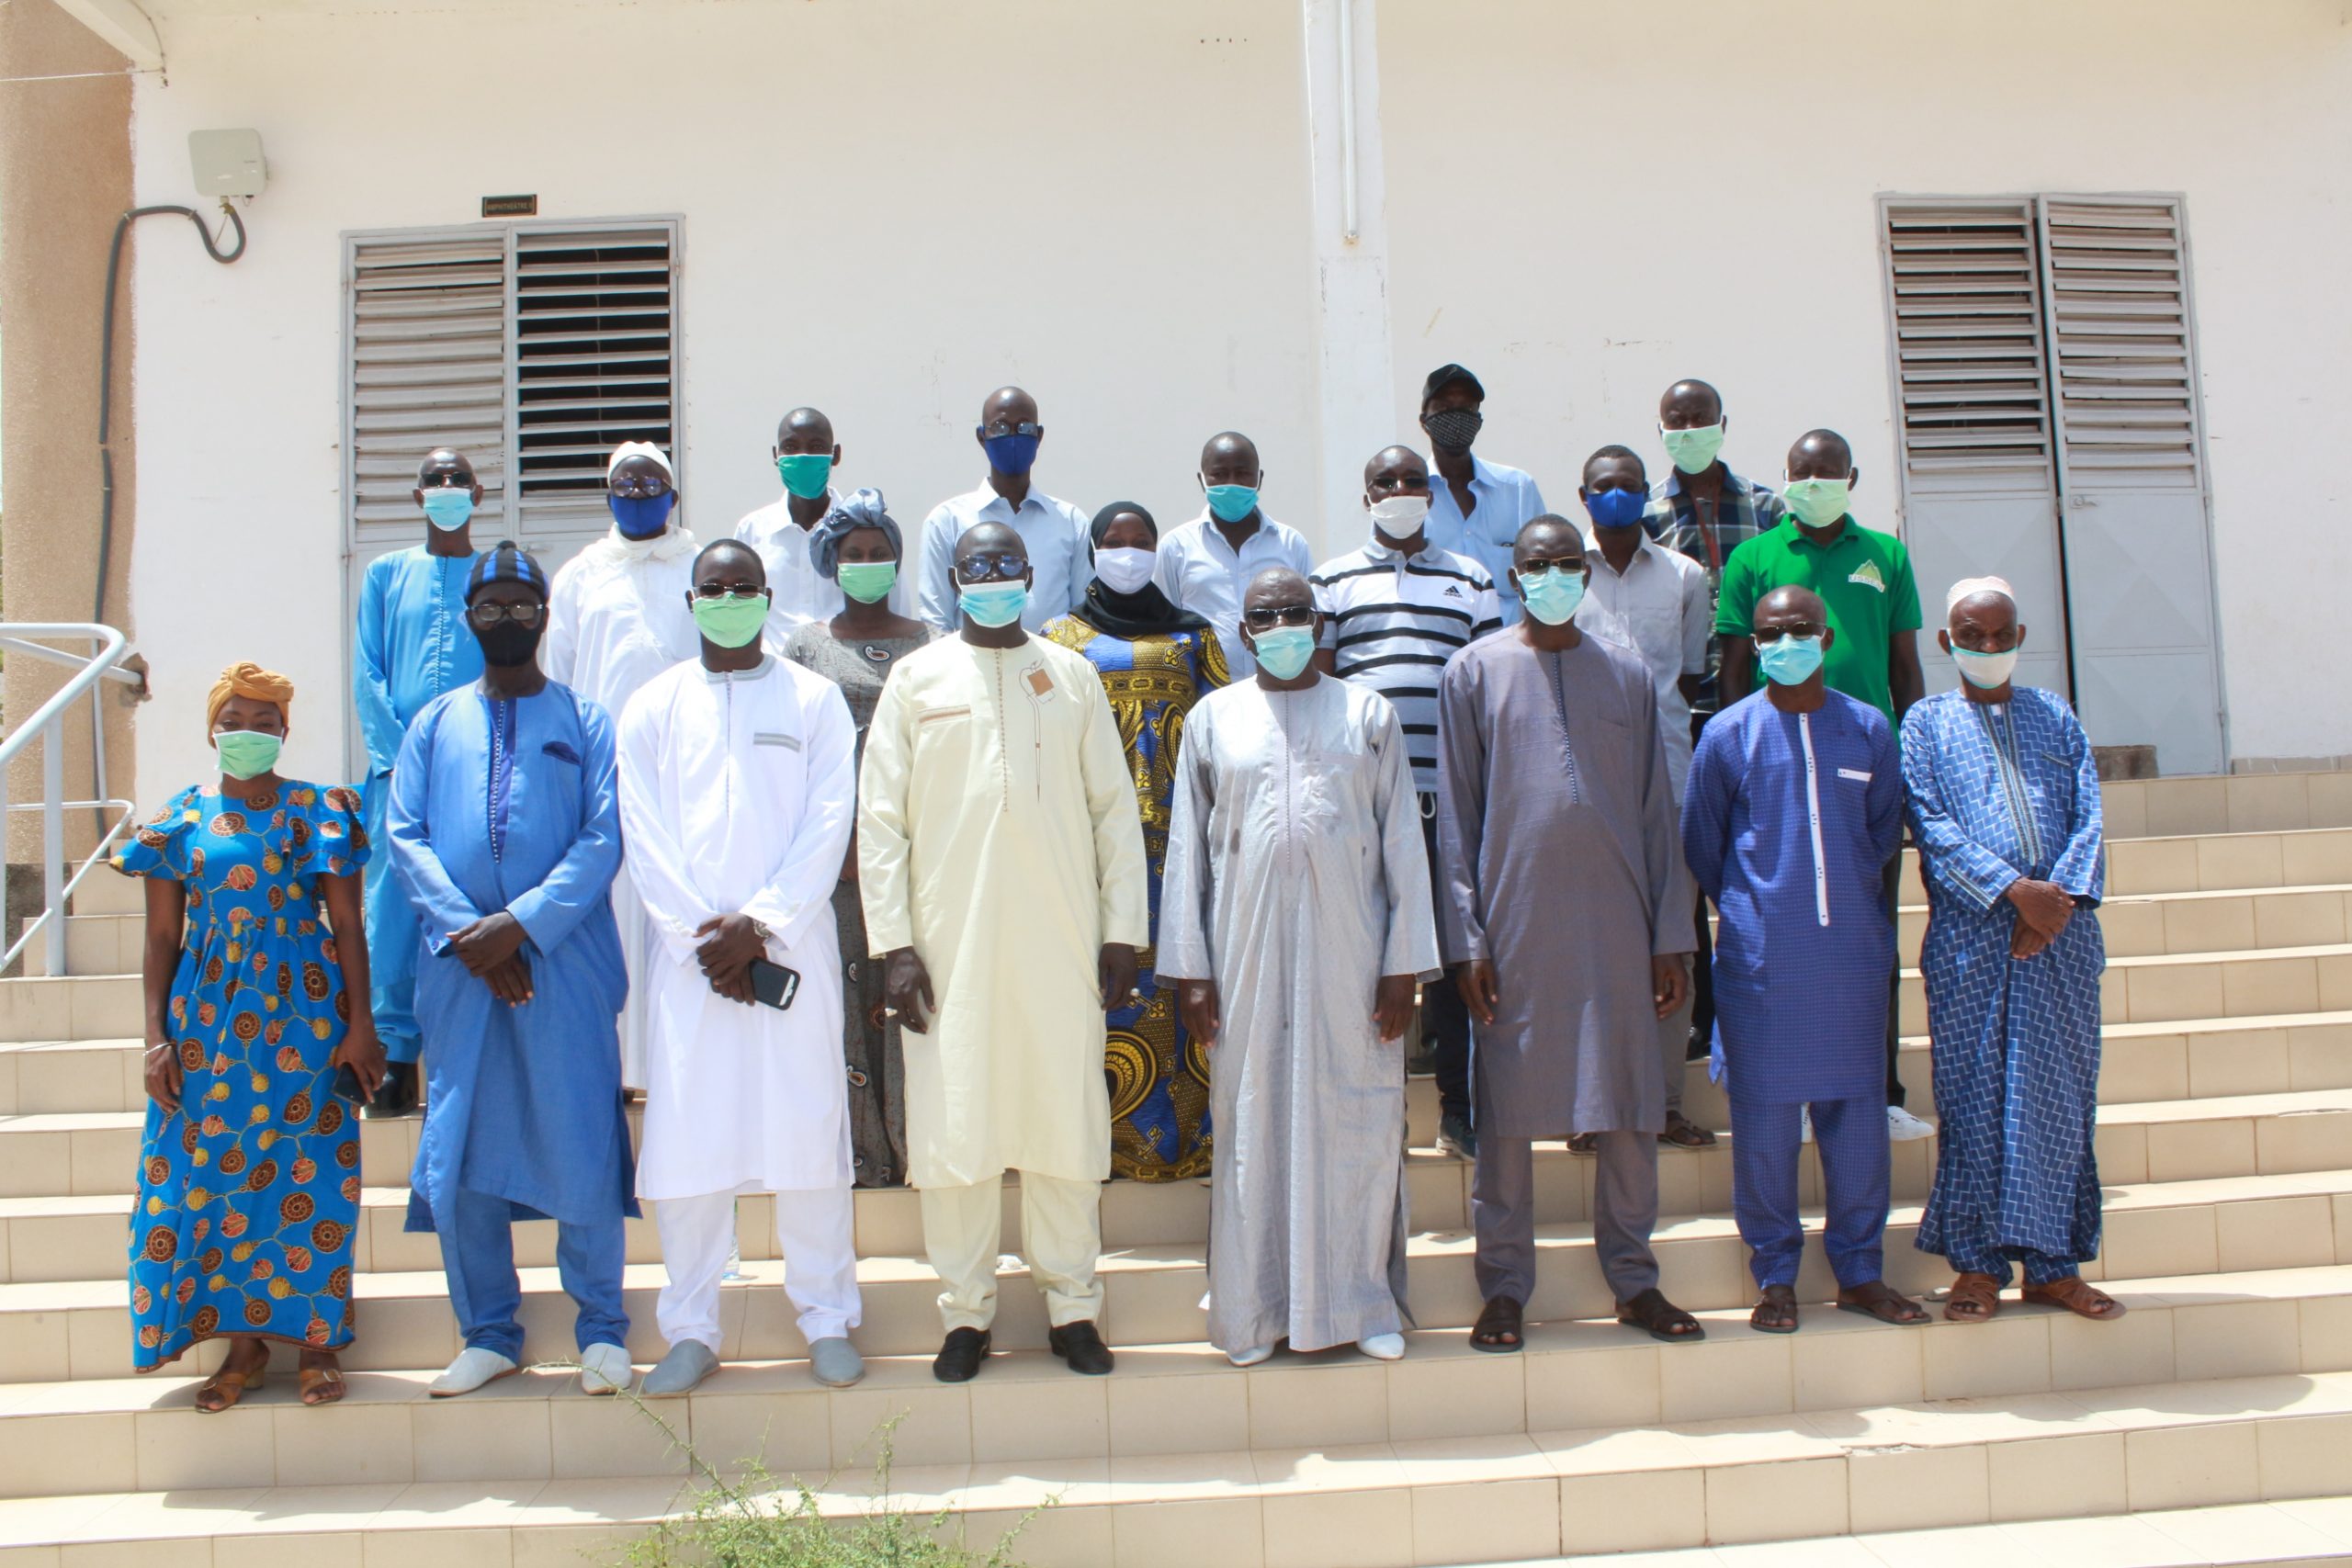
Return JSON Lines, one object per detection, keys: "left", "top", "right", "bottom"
{"left": 0, "top": 623, "right": 141, "bottom": 978}
{"left": 40, "top": 730, "right": 65, "bottom": 977}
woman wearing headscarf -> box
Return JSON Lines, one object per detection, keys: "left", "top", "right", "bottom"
{"left": 784, "top": 489, "right": 933, "bottom": 1187}
{"left": 1044, "top": 502, "right": 1229, "bottom": 1179}
{"left": 112, "top": 662, "right": 383, "bottom": 1409}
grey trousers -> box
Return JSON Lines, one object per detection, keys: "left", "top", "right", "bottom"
{"left": 1657, "top": 953, "right": 1696, "bottom": 1119}
{"left": 1473, "top": 1130, "right": 1660, "bottom": 1306}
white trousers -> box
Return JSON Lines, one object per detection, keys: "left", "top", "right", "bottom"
{"left": 654, "top": 1188, "right": 861, "bottom": 1352}
{"left": 921, "top": 1171, "right": 1104, "bottom": 1332}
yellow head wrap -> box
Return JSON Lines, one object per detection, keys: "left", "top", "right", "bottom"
{"left": 206, "top": 660, "right": 294, "bottom": 734}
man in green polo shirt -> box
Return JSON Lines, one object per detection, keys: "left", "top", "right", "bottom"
{"left": 1714, "top": 427, "right": 1934, "bottom": 1141}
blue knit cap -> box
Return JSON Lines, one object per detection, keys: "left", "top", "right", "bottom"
{"left": 465, "top": 539, "right": 550, "bottom": 602}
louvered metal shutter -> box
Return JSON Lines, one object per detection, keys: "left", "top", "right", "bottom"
{"left": 2038, "top": 197, "right": 2203, "bottom": 488}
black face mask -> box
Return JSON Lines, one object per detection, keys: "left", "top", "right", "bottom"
{"left": 474, "top": 620, "right": 543, "bottom": 669}
{"left": 1423, "top": 407, "right": 1484, "bottom": 453}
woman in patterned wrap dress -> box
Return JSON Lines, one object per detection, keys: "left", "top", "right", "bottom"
{"left": 1045, "top": 502, "right": 1228, "bottom": 1180}
{"left": 114, "top": 662, "right": 384, "bottom": 1410}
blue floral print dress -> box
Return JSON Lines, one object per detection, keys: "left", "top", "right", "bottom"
{"left": 111, "top": 781, "right": 369, "bottom": 1371}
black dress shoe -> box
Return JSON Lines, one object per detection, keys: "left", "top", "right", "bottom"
{"left": 364, "top": 1061, "right": 418, "bottom": 1120}
{"left": 1048, "top": 1320, "right": 1114, "bottom": 1376}
{"left": 932, "top": 1327, "right": 991, "bottom": 1382}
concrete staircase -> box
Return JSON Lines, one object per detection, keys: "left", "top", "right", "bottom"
{"left": 0, "top": 772, "right": 2349, "bottom": 1567}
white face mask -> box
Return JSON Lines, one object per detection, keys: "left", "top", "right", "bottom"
{"left": 1369, "top": 494, "right": 1431, "bottom": 539}
{"left": 1951, "top": 644, "right": 2020, "bottom": 690}
{"left": 1092, "top": 546, "right": 1158, "bottom": 596}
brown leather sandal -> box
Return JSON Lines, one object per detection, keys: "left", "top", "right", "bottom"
{"left": 1617, "top": 1287, "right": 1705, "bottom": 1342}
{"left": 1837, "top": 1280, "right": 1930, "bottom": 1325}
{"left": 1750, "top": 1284, "right": 1799, "bottom": 1334}
{"left": 1657, "top": 1112, "right": 1717, "bottom": 1148}
{"left": 1566, "top": 1134, "right": 1599, "bottom": 1156}
{"left": 194, "top": 1361, "right": 266, "bottom": 1414}
{"left": 1470, "top": 1294, "right": 1524, "bottom": 1353}
{"left": 298, "top": 1364, "right": 347, "bottom": 1406}
{"left": 1944, "top": 1272, "right": 2003, "bottom": 1323}
{"left": 2022, "top": 1276, "right": 2126, "bottom": 1320}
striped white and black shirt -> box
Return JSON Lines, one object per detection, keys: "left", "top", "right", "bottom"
{"left": 1313, "top": 538, "right": 1502, "bottom": 794}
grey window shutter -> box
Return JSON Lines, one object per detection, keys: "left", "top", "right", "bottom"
{"left": 2038, "top": 197, "right": 2205, "bottom": 489}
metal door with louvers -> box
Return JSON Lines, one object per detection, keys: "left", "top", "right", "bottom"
{"left": 1880, "top": 194, "right": 2223, "bottom": 773}
{"left": 340, "top": 218, "right": 681, "bottom": 777}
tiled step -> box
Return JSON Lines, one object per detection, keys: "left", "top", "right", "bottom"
{"left": 67, "top": 874, "right": 143, "bottom": 919}
{"left": 5, "top": 1160, "right": 2345, "bottom": 1384}
{"left": 1520, "top": 1496, "right": 2352, "bottom": 1566}
{"left": 1894, "top": 828, "right": 2352, "bottom": 907}
{"left": 0, "top": 1260, "right": 2343, "bottom": 1503}
{"left": 2109, "top": 770, "right": 2352, "bottom": 839}
{"left": 1893, "top": 943, "right": 2352, "bottom": 1036}
{"left": 2, "top": 1370, "right": 2348, "bottom": 1566}
{"left": 15, "top": 911, "right": 140, "bottom": 976}
{"left": 1895, "top": 885, "right": 2352, "bottom": 964}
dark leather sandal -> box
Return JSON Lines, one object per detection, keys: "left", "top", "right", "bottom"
{"left": 1657, "top": 1112, "right": 1718, "bottom": 1149}
{"left": 1469, "top": 1294, "right": 1524, "bottom": 1353}
{"left": 1749, "top": 1284, "right": 1799, "bottom": 1334}
{"left": 1943, "top": 1272, "right": 2003, "bottom": 1323}
{"left": 1616, "top": 1287, "right": 1705, "bottom": 1342}
{"left": 1837, "top": 1280, "right": 1929, "bottom": 1325}
{"left": 2022, "top": 1276, "right": 2126, "bottom": 1320}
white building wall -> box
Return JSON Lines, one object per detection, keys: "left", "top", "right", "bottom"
{"left": 123, "top": 0, "right": 2352, "bottom": 801}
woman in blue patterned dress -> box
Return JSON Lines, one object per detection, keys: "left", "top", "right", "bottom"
{"left": 1045, "top": 503, "right": 1229, "bottom": 1179}
{"left": 114, "top": 662, "right": 385, "bottom": 1410}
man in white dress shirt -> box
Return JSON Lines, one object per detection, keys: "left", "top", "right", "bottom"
{"left": 616, "top": 539, "right": 865, "bottom": 1395}
{"left": 1576, "top": 445, "right": 1714, "bottom": 1151}
{"left": 735, "top": 406, "right": 916, "bottom": 639}
{"left": 915, "top": 385, "right": 1091, "bottom": 633}
{"left": 543, "top": 441, "right": 701, "bottom": 1090}
{"left": 1151, "top": 430, "right": 1313, "bottom": 678}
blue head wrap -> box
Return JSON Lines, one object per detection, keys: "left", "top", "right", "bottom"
{"left": 808, "top": 488, "right": 900, "bottom": 581}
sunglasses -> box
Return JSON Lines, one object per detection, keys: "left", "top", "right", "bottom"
{"left": 1753, "top": 624, "right": 1826, "bottom": 644}
{"left": 1516, "top": 557, "right": 1584, "bottom": 579}
{"left": 692, "top": 583, "right": 766, "bottom": 601}
{"left": 955, "top": 551, "right": 1029, "bottom": 584}
{"left": 609, "top": 473, "right": 673, "bottom": 499}
{"left": 978, "top": 421, "right": 1044, "bottom": 440}
{"left": 1242, "top": 604, "right": 1317, "bottom": 630}
{"left": 469, "top": 602, "right": 547, "bottom": 627}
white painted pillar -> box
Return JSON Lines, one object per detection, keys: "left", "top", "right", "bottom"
{"left": 1298, "top": 0, "right": 1396, "bottom": 561}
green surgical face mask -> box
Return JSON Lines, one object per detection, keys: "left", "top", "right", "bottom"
{"left": 776, "top": 453, "right": 833, "bottom": 501}
{"left": 213, "top": 729, "right": 283, "bottom": 780}
{"left": 836, "top": 560, "right": 897, "bottom": 604}
{"left": 1659, "top": 422, "right": 1725, "bottom": 476}
{"left": 1782, "top": 476, "right": 1851, "bottom": 528}
{"left": 691, "top": 591, "right": 770, "bottom": 649}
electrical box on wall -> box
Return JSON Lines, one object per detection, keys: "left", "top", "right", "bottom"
{"left": 188, "top": 130, "right": 266, "bottom": 198}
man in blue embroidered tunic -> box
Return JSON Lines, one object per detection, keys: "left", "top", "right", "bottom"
{"left": 1904, "top": 577, "right": 2120, "bottom": 1325}
{"left": 389, "top": 542, "right": 639, "bottom": 1398}
{"left": 1682, "top": 585, "right": 1926, "bottom": 1333}
{"left": 352, "top": 448, "right": 486, "bottom": 1116}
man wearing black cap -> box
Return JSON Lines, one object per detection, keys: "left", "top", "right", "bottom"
{"left": 1420, "top": 364, "right": 1551, "bottom": 626}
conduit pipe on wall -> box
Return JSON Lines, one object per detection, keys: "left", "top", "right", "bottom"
{"left": 1337, "top": 0, "right": 1358, "bottom": 242}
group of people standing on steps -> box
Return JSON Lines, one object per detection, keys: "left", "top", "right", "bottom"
{"left": 116, "top": 363, "right": 2121, "bottom": 1416}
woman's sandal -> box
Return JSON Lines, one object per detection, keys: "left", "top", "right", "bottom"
{"left": 1943, "top": 1272, "right": 2003, "bottom": 1323}
{"left": 2022, "top": 1276, "right": 2126, "bottom": 1320}
{"left": 298, "top": 1364, "right": 348, "bottom": 1406}
{"left": 1750, "top": 1284, "right": 1799, "bottom": 1334}
{"left": 1837, "top": 1280, "right": 1930, "bottom": 1325}
{"left": 1616, "top": 1287, "right": 1705, "bottom": 1343}
{"left": 193, "top": 1361, "right": 266, "bottom": 1414}
{"left": 1470, "top": 1294, "right": 1524, "bottom": 1353}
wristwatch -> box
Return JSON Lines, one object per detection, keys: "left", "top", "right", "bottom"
{"left": 750, "top": 919, "right": 774, "bottom": 944}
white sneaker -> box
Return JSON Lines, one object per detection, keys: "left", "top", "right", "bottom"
{"left": 1886, "top": 1105, "right": 1937, "bottom": 1142}
{"left": 1227, "top": 1344, "right": 1273, "bottom": 1367}
{"left": 428, "top": 1346, "right": 518, "bottom": 1397}
{"left": 1357, "top": 1333, "right": 1406, "bottom": 1361}
{"left": 578, "top": 1341, "right": 634, "bottom": 1395}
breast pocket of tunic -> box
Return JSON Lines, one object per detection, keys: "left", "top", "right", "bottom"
{"left": 912, "top": 705, "right": 975, "bottom": 777}
{"left": 1292, "top": 751, "right": 1354, "bottom": 827}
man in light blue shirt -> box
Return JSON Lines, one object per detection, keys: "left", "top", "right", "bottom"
{"left": 1419, "top": 362, "right": 1550, "bottom": 626}
{"left": 1152, "top": 430, "right": 1313, "bottom": 677}
{"left": 916, "top": 386, "right": 1091, "bottom": 633}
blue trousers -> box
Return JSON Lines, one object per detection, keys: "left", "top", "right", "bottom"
{"left": 438, "top": 1186, "right": 628, "bottom": 1361}
{"left": 1730, "top": 1096, "right": 1889, "bottom": 1291}
{"left": 1942, "top": 1240, "right": 2077, "bottom": 1289}
{"left": 362, "top": 775, "right": 422, "bottom": 1066}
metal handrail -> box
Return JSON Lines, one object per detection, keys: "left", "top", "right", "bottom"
{"left": 0, "top": 624, "right": 141, "bottom": 977}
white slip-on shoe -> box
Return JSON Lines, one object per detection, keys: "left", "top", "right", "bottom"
{"left": 578, "top": 1341, "right": 634, "bottom": 1395}
{"left": 1886, "top": 1105, "right": 1937, "bottom": 1142}
{"left": 808, "top": 1337, "right": 865, "bottom": 1388}
{"left": 640, "top": 1339, "right": 719, "bottom": 1397}
{"left": 1226, "top": 1344, "right": 1274, "bottom": 1368}
{"left": 1357, "top": 1334, "right": 1406, "bottom": 1362}
{"left": 429, "top": 1347, "right": 518, "bottom": 1398}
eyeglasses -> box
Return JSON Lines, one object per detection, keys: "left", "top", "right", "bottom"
{"left": 955, "top": 551, "right": 1029, "bottom": 584}
{"left": 609, "top": 473, "right": 673, "bottom": 500}
{"left": 978, "top": 420, "right": 1044, "bottom": 441}
{"left": 1753, "top": 623, "right": 1826, "bottom": 644}
{"left": 1242, "top": 604, "right": 1317, "bottom": 630}
{"left": 469, "top": 602, "right": 547, "bottom": 627}
{"left": 420, "top": 473, "right": 470, "bottom": 489}
{"left": 692, "top": 584, "right": 765, "bottom": 601}
{"left": 1516, "top": 557, "right": 1584, "bottom": 579}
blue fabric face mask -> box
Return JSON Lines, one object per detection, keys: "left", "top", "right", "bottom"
{"left": 609, "top": 491, "right": 675, "bottom": 539}
{"left": 1204, "top": 483, "right": 1260, "bottom": 525}
{"left": 1518, "top": 566, "right": 1588, "bottom": 626}
{"left": 982, "top": 433, "right": 1040, "bottom": 476}
{"left": 422, "top": 490, "right": 475, "bottom": 532}
{"left": 1583, "top": 487, "right": 1648, "bottom": 532}
{"left": 958, "top": 580, "right": 1030, "bottom": 627}
{"left": 1756, "top": 634, "right": 1826, "bottom": 685}
{"left": 1250, "top": 625, "right": 1317, "bottom": 680}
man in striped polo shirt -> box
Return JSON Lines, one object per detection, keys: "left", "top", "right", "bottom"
{"left": 1312, "top": 445, "right": 1502, "bottom": 1161}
